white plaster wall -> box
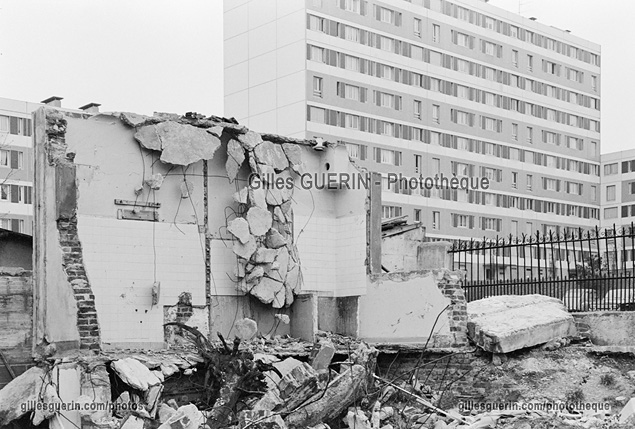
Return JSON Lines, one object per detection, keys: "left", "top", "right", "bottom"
{"left": 79, "top": 216, "right": 206, "bottom": 344}
{"left": 358, "top": 273, "right": 453, "bottom": 343}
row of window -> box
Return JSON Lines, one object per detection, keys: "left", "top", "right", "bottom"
{"left": 435, "top": 0, "right": 600, "bottom": 66}
{"left": 0, "top": 218, "right": 25, "bottom": 234}
{"left": 307, "top": 43, "right": 600, "bottom": 132}
{"left": 308, "top": 16, "right": 599, "bottom": 107}
{"left": 0, "top": 116, "right": 32, "bottom": 137}
{"left": 312, "top": 107, "right": 601, "bottom": 176}
{"left": 0, "top": 184, "right": 33, "bottom": 204}
{"left": 384, "top": 180, "right": 599, "bottom": 219}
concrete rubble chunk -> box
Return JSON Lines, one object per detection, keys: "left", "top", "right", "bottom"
{"left": 226, "top": 138, "right": 246, "bottom": 182}
{"left": 207, "top": 125, "right": 224, "bottom": 138}
{"left": 120, "top": 112, "right": 162, "bottom": 128}
{"left": 0, "top": 366, "right": 46, "bottom": 426}
{"left": 233, "top": 235, "right": 258, "bottom": 260}
{"left": 238, "top": 130, "right": 263, "bottom": 152}
{"left": 265, "top": 171, "right": 294, "bottom": 206}
{"left": 158, "top": 403, "right": 177, "bottom": 423}
{"left": 157, "top": 404, "right": 205, "bottom": 429}
{"left": 249, "top": 187, "right": 267, "bottom": 209}
{"left": 620, "top": 398, "right": 635, "bottom": 424}
{"left": 273, "top": 207, "right": 285, "bottom": 223}
{"left": 227, "top": 217, "right": 251, "bottom": 244}
{"left": 238, "top": 410, "right": 288, "bottom": 429}
{"left": 250, "top": 276, "right": 284, "bottom": 305}
{"left": 266, "top": 228, "right": 287, "bottom": 249}
{"left": 245, "top": 266, "right": 265, "bottom": 283}
{"left": 282, "top": 143, "right": 302, "bottom": 166}
{"left": 234, "top": 187, "right": 249, "bottom": 204}
{"left": 273, "top": 283, "right": 287, "bottom": 308}
{"left": 285, "top": 284, "right": 294, "bottom": 306}
{"left": 467, "top": 294, "right": 577, "bottom": 354}
{"left": 266, "top": 357, "right": 303, "bottom": 390}
{"left": 247, "top": 206, "right": 273, "bottom": 237}
{"left": 145, "top": 384, "right": 163, "bottom": 417}
{"left": 285, "top": 264, "right": 301, "bottom": 292}
{"left": 253, "top": 247, "right": 278, "bottom": 264}
{"left": 254, "top": 141, "right": 289, "bottom": 172}
{"left": 234, "top": 317, "right": 258, "bottom": 340}
{"left": 160, "top": 362, "right": 180, "bottom": 378}
{"left": 121, "top": 416, "right": 145, "bottom": 429}
{"left": 134, "top": 121, "right": 221, "bottom": 166}
{"left": 32, "top": 383, "right": 61, "bottom": 425}
{"left": 311, "top": 340, "right": 336, "bottom": 371}
{"left": 111, "top": 357, "right": 162, "bottom": 391}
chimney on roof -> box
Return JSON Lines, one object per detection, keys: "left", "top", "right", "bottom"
{"left": 79, "top": 102, "right": 101, "bottom": 114}
{"left": 529, "top": 17, "right": 537, "bottom": 21}
{"left": 41, "top": 96, "right": 63, "bottom": 107}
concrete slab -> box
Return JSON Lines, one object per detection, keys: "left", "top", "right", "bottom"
{"left": 467, "top": 294, "right": 577, "bottom": 354}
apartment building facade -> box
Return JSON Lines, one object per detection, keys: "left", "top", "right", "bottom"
{"left": 601, "top": 150, "right": 635, "bottom": 229}
{"left": 225, "top": 0, "right": 602, "bottom": 243}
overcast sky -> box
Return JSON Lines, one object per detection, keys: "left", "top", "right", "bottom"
{"left": 0, "top": 0, "right": 630, "bottom": 153}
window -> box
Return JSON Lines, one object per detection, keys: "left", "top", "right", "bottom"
{"left": 379, "top": 92, "right": 395, "bottom": 108}
{"left": 527, "top": 127, "right": 533, "bottom": 144}
{"left": 484, "top": 92, "right": 496, "bottom": 106}
{"left": 382, "top": 205, "right": 402, "bottom": 219}
{"left": 414, "top": 154, "right": 422, "bottom": 174}
{"left": 455, "top": 110, "right": 470, "bottom": 126}
{"left": 432, "top": 24, "right": 440, "bottom": 42}
{"left": 344, "top": 114, "right": 359, "bottom": 129}
{"left": 432, "top": 158, "right": 440, "bottom": 174}
{"left": 484, "top": 16, "right": 495, "bottom": 30}
{"left": 379, "top": 64, "right": 394, "bottom": 80}
{"left": 544, "top": 60, "right": 559, "bottom": 75}
{"left": 512, "top": 123, "right": 518, "bottom": 141}
{"left": 344, "top": 55, "right": 360, "bottom": 72}
{"left": 484, "top": 67, "right": 496, "bottom": 81}
{"left": 456, "top": 59, "right": 469, "bottom": 74}
{"left": 0, "top": 150, "right": 8, "bottom": 166}
{"left": 414, "top": 18, "right": 422, "bottom": 37}
{"left": 544, "top": 178, "right": 558, "bottom": 191}
{"left": 512, "top": 172, "right": 518, "bottom": 189}
{"left": 376, "top": 148, "right": 401, "bottom": 165}
{"left": 527, "top": 174, "right": 533, "bottom": 191}
{"left": 432, "top": 211, "right": 440, "bottom": 230}
{"left": 605, "top": 207, "right": 618, "bottom": 220}
{"left": 592, "top": 75, "right": 598, "bottom": 92}
{"left": 482, "top": 117, "right": 500, "bottom": 132}
{"left": 414, "top": 209, "right": 421, "bottom": 222}
{"left": 606, "top": 185, "right": 616, "bottom": 201}
{"left": 313, "top": 76, "right": 323, "bottom": 97}
{"left": 543, "top": 131, "right": 557, "bottom": 145}
{"left": 380, "top": 122, "right": 394, "bottom": 136}
{"left": 510, "top": 25, "right": 519, "bottom": 38}
{"left": 509, "top": 148, "right": 520, "bottom": 161}
{"left": 378, "top": 36, "right": 394, "bottom": 52}
{"left": 456, "top": 32, "right": 469, "bottom": 48}
{"left": 379, "top": 7, "right": 395, "bottom": 23}
{"left": 0, "top": 116, "right": 8, "bottom": 132}
{"left": 604, "top": 163, "right": 618, "bottom": 176}
{"left": 0, "top": 185, "right": 8, "bottom": 200}
{"left": 457, "top": 137, "right": 469, "bottom": 151}
{"left": 457, "top": 214, "right": 469, "bottom": 228}
{"left": 430, "top": 132, "right": 440, "bottom": 145}
{"left": 346, "top": 143, "right": 360, "bottom": 159}
{"left": 344, "top": 0, "right": 361, "bottom": 13}
{"left": 456, "top": 85, "right": 469, "bottom": 99}
{"left": 591, "top": 141, "right": 598, "bottom": 156}
{"left": 430, "top": 78, "right": 441, "bottom": 92}
{"left": 591, "top": 186, "right": 597, "bottom": 202}
{"left": 482, "top": 217, "right": 500, "bottom": 232}
{"left": 309, "top": 46, "right": 325, "bottom": 63}
{"left": 308, "top": 15, "right": 326, "bottom": 32}
{"left": 308, "top": 106, "right": 325, "bottom": 123}
{"left": 527, "top": 55, "right": 533, "bottom": 72}
{"left": 344, "top": 26, "right": 360, "bottom": 42}
{"left": 341, "top": 84, "right": 360, "bottom": 101}
{"left": 413, "top": 100, "right": 421, "bottom": 119}
{"left": 432, "top": 105, "right": 440, "bottom": 123}
{"left": 512, "top": 50, "right": 518, "bottom": 67}
{"left": 483, "top": 41, "right": 496, "bottom": 56}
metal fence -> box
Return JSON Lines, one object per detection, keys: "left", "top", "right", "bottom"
{"left": 448, "top": 224, "right": 635, "bottom": 311}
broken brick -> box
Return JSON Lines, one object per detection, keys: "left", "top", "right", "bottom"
{"left": 227, "top": 218, "right": 251, "bottom": 244}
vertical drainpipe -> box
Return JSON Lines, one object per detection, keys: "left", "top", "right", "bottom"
{"left": 203, "top": 160, "right": 211, "bottom": 337}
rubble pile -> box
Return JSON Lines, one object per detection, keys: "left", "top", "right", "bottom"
{"left": 123, "top": 112, "right": 304, "bottom": 308}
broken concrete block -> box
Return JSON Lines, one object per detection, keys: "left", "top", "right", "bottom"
{"left": 273, "top": 283, "right": 287, "bottom": 308}
{"left": 160, "top": 362, "right": 180, "bottom": 378}
{"left": 233, "top": 235, "right": 258, "bottom": 260}
{"left": 250, "top": 277, "right": 284, "bottom": 305}
{"left": 207, "top": 125, "right": 224, "bottom": 138}
{"left": 254, "top": 141, "right": 289, "bottom": 172}
{"left": 249, "top": 186, "right": 267, "bottom": 209}
{"left": 619, "top": 398, "right": 635, "bottom": 424}
{"left": 265, "top": 171, "right": 294, "bottom": 206}
{"left": 121, "top": 415, "right": 145, "bottom": 429}
{"left": 247, "top": 206, "right": 273, "bottom": 237}
{"left": 285, "top": 264, "right": 301, "bottom": 292}
{"left": 157, "top": 404, "right": 205, "bottom": 429}
{"left": 226, "top": 138, "right": 246, "bottom": 182}
{"left": 282, "top": 143, "right": 302, "bottom": 166}
{"left": 311, "top": 340, "right": 335, "bottom": 371}
{"left": 134, "top": 121, "right": 221, "bottom": 165}
{"left": 152, "top": 370, "right": 165, "bottom": 383}
{"left": 234, "top": 187, "right": 249, "bottom": 204}
{"left": 253, "top": 247, "right": 278, "bottom": 264}
{"left": 31, "top": 383, "right": 61, "bottom": 425}
{"left": 238, "top": 130, "right": 263, "bottom": 152}
{"left": 227, "top": 217, "right": 251, "bottom": 244}
{"left": 266, "top": 228, "right": 287, "bottom": 249}
{"left": 234, "top": 318, "right": 258, "bottom": 340}
{"left": 120, "top": 112, "right": 162, "bottom": 128}
{"left": 275, "top": 314, "right": 290, "bottom": 325}
{"left": 111, "top": 357, "right": 162, "bottom": 391}
{"left": 0, "top": 366, "right": 47, "bottom": 426}
{"left": 245, "top": 266, "right": 265, "bottom": 283}
{"left": 467, "top": 295, "right": 577, "bottom": 354}
{"left": 159, "top": 403, "right": 177, "bottom": 423}
{"left": 275, "top": 248, "right": 289, "bottom": 277}
{"left": 145, "top": 384, "right": 163, "bottom": 417}
{"left": 273, "top": 206, "right": 285, "bottom": 223}
{"left": 285, "top": 284, "right": 294, "bottom": 306}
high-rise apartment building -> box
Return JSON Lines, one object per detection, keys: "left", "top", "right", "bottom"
{"left": 0, "top": 96, "right": 98, "bottom": 235}
{"left": 601, "top": 150, "right": 635, "bottom": 229}
{"left": 226, "top": 0, "right": 602, "bottom": 242}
